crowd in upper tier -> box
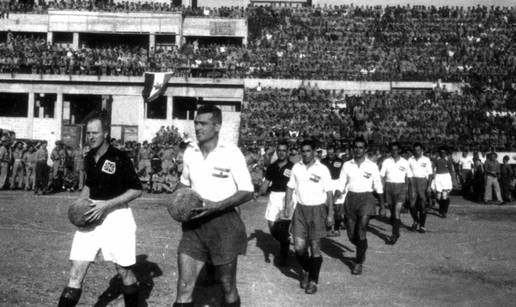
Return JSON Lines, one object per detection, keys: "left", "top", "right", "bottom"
{"left": 0, "top": 4, "right": 514, "bottom": 83}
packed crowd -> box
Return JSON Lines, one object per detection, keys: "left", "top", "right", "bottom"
{"left": 2, "top": 0, "right": 243, "bottom": 16}
{"left": 246, "top": 5, "right": 516, "bottom": 82}
{"left": 0, "top": 125, "right": 187, "bottom": 194}
{"left": 239, "top": 83, "right": 516, "bottom": 151}
{"left": 1, "top": 5, "right": 515, "bottom": 82}
{"left": 0, "top": 33, "right": 247, "bottom": 77}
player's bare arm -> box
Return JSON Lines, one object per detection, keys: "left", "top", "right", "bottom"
{"left": 258, "top": 179, "right": 271, "bottom": 196}
{"left": 191, "top": 190, "right": 253, "bottom": 219}
{"left": 284, "top": 187, "right": 294, "bottom": 218}
{"left": 325, "top": 191, "right": 334, "bottom": 227}
{"left": 85, "top": 188, "right": 142, "bottom": 223}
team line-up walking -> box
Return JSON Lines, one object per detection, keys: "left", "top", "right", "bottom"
{"left": 55, "top": 106, "right": 496, "bottom": 306}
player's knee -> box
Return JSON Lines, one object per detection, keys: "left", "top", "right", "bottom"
{"left": 177, "top": 277, "right": 195, "bottom": 293}
{"left": 219, "top": 275, "right": 237, "bottom": 294}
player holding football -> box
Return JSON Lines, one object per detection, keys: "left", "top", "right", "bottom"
{"left": 58, "top": 113, "right": 143, "bottom": 307}
{"left": 173, "top": 105, "right": 254, "bottom": 307}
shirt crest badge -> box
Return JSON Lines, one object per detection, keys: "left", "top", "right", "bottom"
{"left": 283, "top": 169, "right": 291, "bottom": 178}
{"left": 101, "top": 160, "right": 116, "bottom": 174}
{"left": 363, "top": 171, "right": 372, "bottom": 179}
{"left": 310, "top": 173, "right": 321, "bottom": 183}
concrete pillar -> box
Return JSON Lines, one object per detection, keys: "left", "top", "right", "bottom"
{"left": 167, "top": 96, "right": 173, "bottom": 122}
{"left": 27, "top": 92, "right": 34, "bottom": 139}
{"left": 149, "top": 33, "right": 156, "bottom": 53}
{"left": 175, "top": 34, "right": 181, "bottom": 47}
{"left": 72, "top": 32, "right": 79, "bottom": 49}
{"left": 55, "top": 93, "right": 63, "bottom": 141}
{"left": 46, "top": 32, "right": 53, "bottom": 44}
{"left": 138, "top": 99, "right": 145, "bottom": 143}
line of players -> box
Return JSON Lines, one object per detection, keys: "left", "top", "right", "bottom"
{"left": 260, "top": 138, "right": 454, "bottom": 294}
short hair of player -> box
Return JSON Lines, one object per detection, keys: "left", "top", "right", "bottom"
{"left": 413, "top": 142, "right": 423, "bottom": 150}
{"left": 326, "top": 144, "right": 336, "bottom": 152}
{"left": 300, "top": 139, "right": 315, "bottom": 150}
{"left": 197, "top": 105, "right": 222, "bottom": 124}
{"left": 86, "top": 111, "right": 110, "bottom": 133}
{"left": 352, "top": 136, "right": 368, "bottom": 148}
{"left": 438, "top": 145, "right": 447, "bottom": 152}
{"left": 503, "top": 155, "right": 510, "bottom": 162}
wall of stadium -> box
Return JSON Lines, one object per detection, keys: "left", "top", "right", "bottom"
{"left": 244, "top": 79, "right": 462, "bottom": 93}
{"left": 0, "top": 75, "right": 244, "bottom": 150}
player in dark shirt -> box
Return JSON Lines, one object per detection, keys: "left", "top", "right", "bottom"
{"left": 58, "top": 113, "right": 142, "bottom": 307}
{"left": 259, "top": 141, "right": 294, "bottom": 266}
{"left": 321, "top": 145, "right": 345, "bottom": 237}
{"left": 432, "top": 146, "right": 455, "bottom": 218}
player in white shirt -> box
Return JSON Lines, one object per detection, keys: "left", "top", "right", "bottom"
{"left": 380, "top": 142, "right": 412, "bottom": 245}
{"left": 408, "top": 143, "right": 434, "bottom": 233}
{"left": 285, "top": 140, "right": 334, "bottom": 294}
{"left": 173, "top": 106, "right": 254, "bottom": 307}
{"left": 337, "top": 137, "right": 384, "bottom": 275}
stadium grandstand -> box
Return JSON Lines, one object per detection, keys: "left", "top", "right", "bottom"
{"left": 0, "top": 0, "right": 514, "bottom": 155}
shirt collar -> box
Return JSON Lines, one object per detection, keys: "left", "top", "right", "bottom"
{"left": 298, "top": 159, "right": 321, "bottom": 168}
{"left": 190, "top": 141, "right": 227, "bottom": 152}
{"left": 350, "top": 157, "right": 372, "bottom": 165}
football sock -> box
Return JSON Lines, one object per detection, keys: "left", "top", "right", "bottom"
{"left": 57, "top": 287, "right": 82, "bottom": 307}
{"left": 420, "top": 211, "right": 427, "bottom": 227}
{"left": 356, "top": 239, "right": 368, "bottom": 264}
{"left": 393, "top": 219, "right": 401, "bottom": 237}
{"left": 295, "top": 251, "right": 310, "bottom": 272}
{"left": 443, "top": 199, "right": 450, "bottom": 214}
{"left": 122, "top": 283, "right": 139, "bottom": 307}
{"left": 308, "top": 257, "right": 323, "bottom": 283}
{"left": 223, "top": 298, "right": 241, "bottom": 307}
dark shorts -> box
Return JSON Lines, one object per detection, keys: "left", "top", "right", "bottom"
{"left": 291, "top": 204, "right": 327, "bottom": 241}
{"left": 178, "top": 209, "right": 247, "bottom": 266}
{"left": 412, "top": 177, "right": 428, "bottom": 199}
{"left": 344, "top": 192, "right": 377, "bottom": 220}
{"left": 385, "top": 182, "right": 408, "bottom": 205}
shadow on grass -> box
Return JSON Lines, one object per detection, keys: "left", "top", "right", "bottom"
{"left": 320, "top": 238, "right": 355, "bottom": 272}
{"left": 93, "top": 254, "right": 163, "bottom": 307}
{"left": 247, "top": 229, "right": 303, "bottom": 282}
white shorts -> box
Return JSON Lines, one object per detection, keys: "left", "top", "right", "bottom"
{"left": 331, "top": 179, "right": 345, "bottom": 205}
{"left": 432, "top": 173, "right": 453, "bottom": 192}
{"left": 265, "top": 191, "right": 296, "bottom": 221}
{"left": 69, "top": 206, "right": 136, "bottom": 267}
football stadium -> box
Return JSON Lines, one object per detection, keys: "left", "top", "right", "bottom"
{"left": 0, "top": 0, "right": 515, "bottom": 306}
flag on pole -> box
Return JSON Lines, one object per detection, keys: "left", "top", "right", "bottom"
{"left": 142, "top": 72, "right": 173, "bottom": 103}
